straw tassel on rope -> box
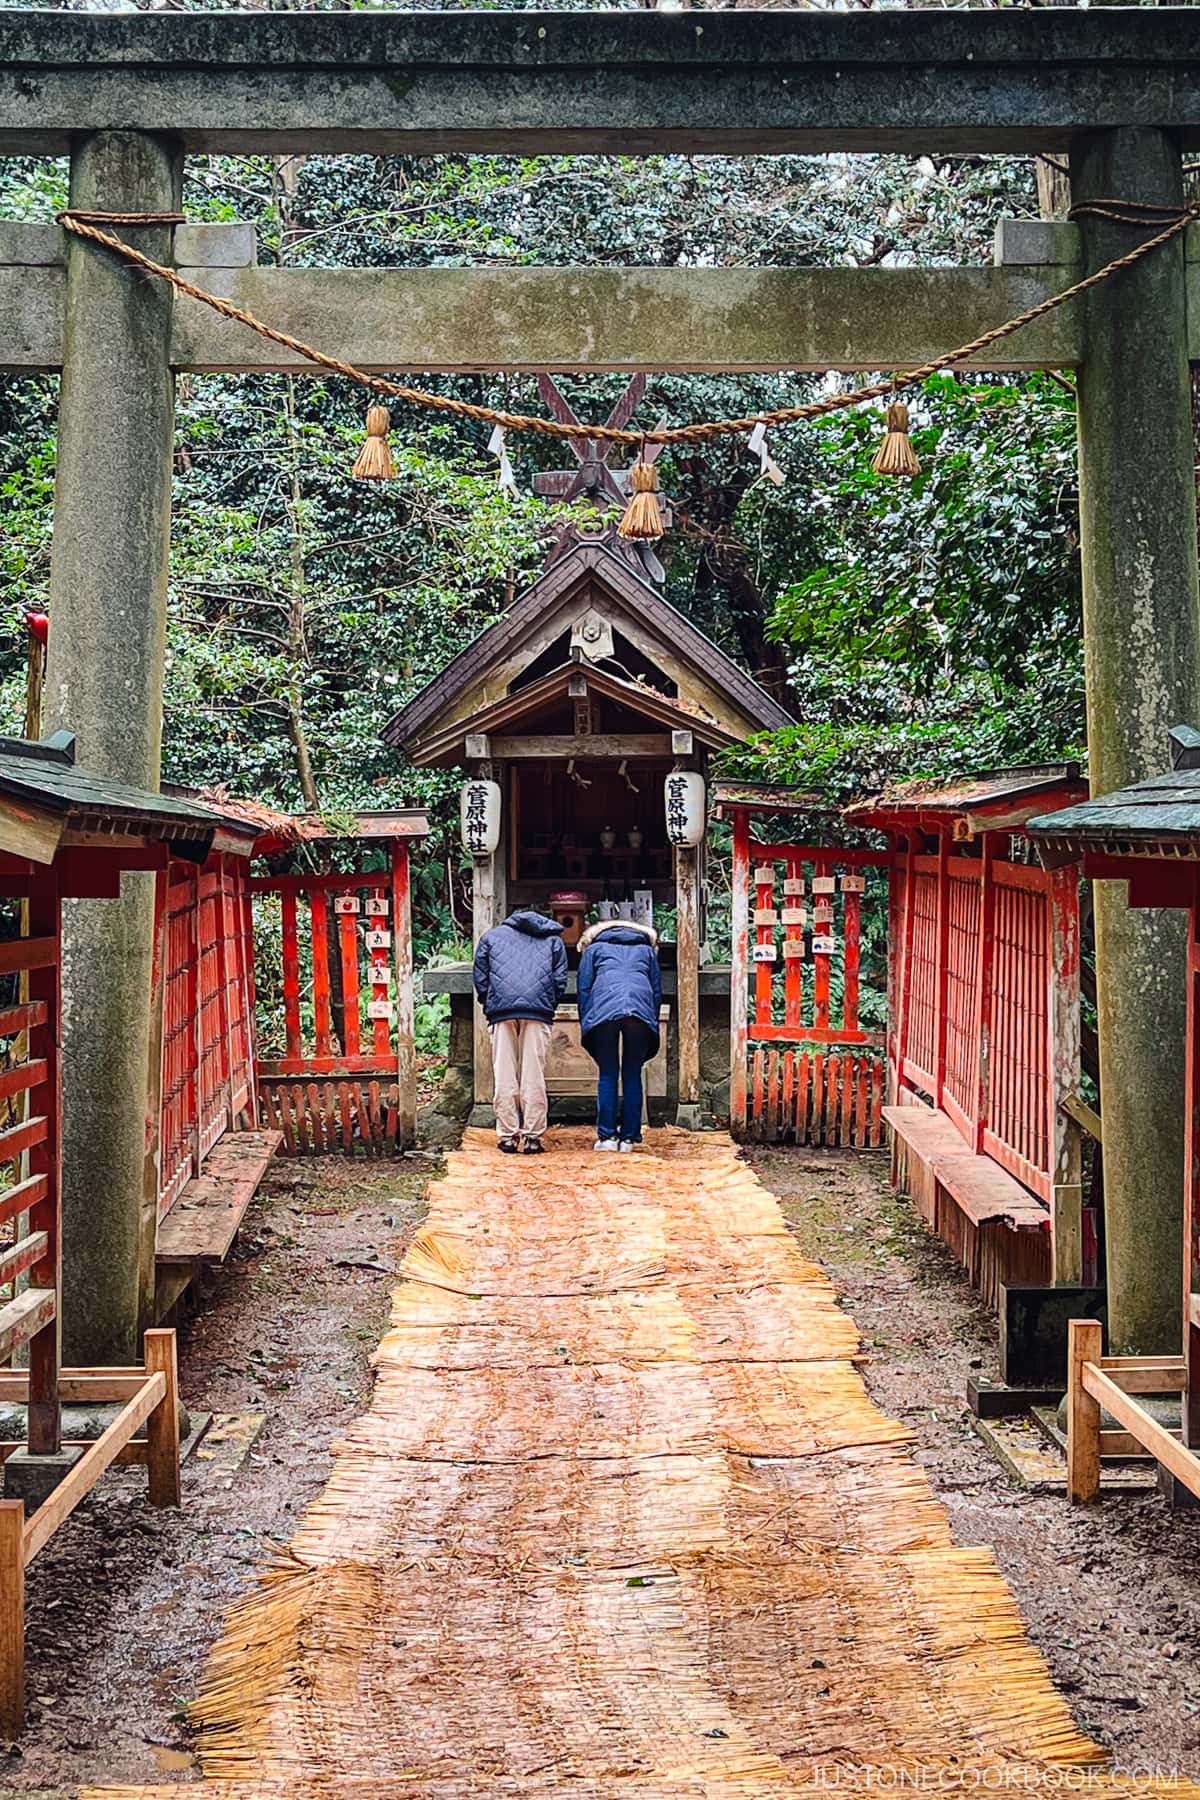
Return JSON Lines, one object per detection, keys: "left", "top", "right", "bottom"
{"left": 618, "top": 452, "right": 664, "bottom": 542}
{"left": 871, "top": 395, "right": 921, "bottom": 478}
{"left": 352, "top": 404, "right": 394, "bottom": 481}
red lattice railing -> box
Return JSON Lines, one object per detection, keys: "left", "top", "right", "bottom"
{"left": 157, "top": 856, "right": 257, "bottom": 1217}
{"left": 892, "top": 841, "right": 1078, "bottom": 1208}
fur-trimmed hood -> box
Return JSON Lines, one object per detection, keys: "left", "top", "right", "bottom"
{"left": 578, "top": 918, "right": 659, "bottom": 953}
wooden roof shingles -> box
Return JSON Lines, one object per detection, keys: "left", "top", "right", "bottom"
{"left": 383, "top": 540, "right": 792, "bottom": 753}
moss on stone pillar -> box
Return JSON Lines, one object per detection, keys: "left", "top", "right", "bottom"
{"left": 1072, "top": 128, "right": 1200, "bottom": 1353}
{"left": 45, "top": 131, "right": 181, "bottom": 1364}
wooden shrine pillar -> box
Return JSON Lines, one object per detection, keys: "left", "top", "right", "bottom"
{"left": 392, "top": 842, "right": 417, "bottom": 1148}
{"left": 1072, "top": 129, "right": 1200, "bottom": 1352}
{"left": 44, "top": 131, "right": 181, "bottom": 1364}
{"left": 469, "top": 744, "right": 506, "bottom": 1113}
{"left": 675, "top": 845, "right": 701, "bottom": 1129}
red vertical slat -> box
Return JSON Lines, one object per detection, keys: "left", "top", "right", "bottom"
{"left": 367, "top": 889, "right": 391, "bottom": 1059}
{"left": 766, "top": 1049, "right": 780, "bottom": 1142}
{"left": 812, "top": 855, "right": 831, "bottom": 1033}
{"left": 974, "top": 837, "right": 997, "bottom": 1152}
{"left": 782, "top": 1048, "right": 795, "bottom": 1142}
{"left": 812, "top": 1051, "right": 826, "bottom": 1146}
{"left": 339, "top": 909, "right": 361, "bottom": 1058}
{"left": 751, "top": 1047, "right": 765, "bottom": 1135}
{"left": 25, "top": 870, "right": 61, "bottom": 1458}
{"left": 783, "top": 853, "right": 803, "bottom": 1031}
{"left": 309, "top": 892, "right": 334, "bottom": 1059}
{"left": 843, "top": 882, "right": 862, "bottom": 1038}
{"left": 871, "top": 1057, "right": 884, "bottom": 1145}
{"left": 281, "top": 891, "right": 302, "bottom": 1063}
{"left": 730, "top": 809, "right": 751, "bottom": 1133}
{"left": 754, "top": 859, "right": 775, "bottom": 1027}
{"left": 797, "top": 1051, "right": 811, "bottom": 1146}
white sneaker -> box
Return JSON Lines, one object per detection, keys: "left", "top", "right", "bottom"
{"left": 593, "top": 1138, "right": 619, "bottom": 1152}
{"left": 618, "top": 1140, "right": 636, "bottom": 1153}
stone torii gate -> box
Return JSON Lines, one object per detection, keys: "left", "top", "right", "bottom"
{"left": 2, "top": 8, "right": 1199, "bottom": 1361}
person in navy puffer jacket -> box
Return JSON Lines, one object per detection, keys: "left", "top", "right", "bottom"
{"left": 576, "top": 919, "right": 662, "bottom": 1151}
{"left": 473, "top": 909, "right": 567, "bottom": 1154}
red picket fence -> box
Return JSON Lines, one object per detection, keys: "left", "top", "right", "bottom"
{"left": 251, "top": 846, "right": 416, "bottom": 1154}
{"left": 156, "top": 854, "right": 257, "bottom": 1218}
{"left": 743, "top": 1047, "right": 884, "bottom": 1147}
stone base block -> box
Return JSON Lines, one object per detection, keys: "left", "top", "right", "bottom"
{"left": 3, "top": 1446, "right": 85, "bottom": 1514}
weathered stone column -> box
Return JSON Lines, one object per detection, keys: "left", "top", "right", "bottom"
{"left": 1071, "top": 129, "right": 1200, "bottom": 1353}
{"left": 44, "top": 131, "right": 181, "bottom": 1364}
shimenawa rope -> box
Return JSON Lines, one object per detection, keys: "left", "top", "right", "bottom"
{"left": 56, "top": 197, "right": 1200, "bottom": 532}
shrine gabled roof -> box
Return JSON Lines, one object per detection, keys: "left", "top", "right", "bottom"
{"left": 410, "top": 661, "right": 741, "bottom": 767}
{"left": 382, "top": 539, "right": 792, "bottom": 751}
{"left": 0, "top": 731, "right": 242, "bottom": 864}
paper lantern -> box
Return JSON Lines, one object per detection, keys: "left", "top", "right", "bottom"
{"left": 461, "top": 778, "right": 501, "bottom": 857}
{"left": 664, "top": 770, "right": 707, "bottom": 848}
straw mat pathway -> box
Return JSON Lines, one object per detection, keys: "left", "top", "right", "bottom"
{"left": 91, "top": 1128, "right": 1199, "bottom": 1800}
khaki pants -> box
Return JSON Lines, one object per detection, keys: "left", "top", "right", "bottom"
{"left": 489, "top": 1019, "right": 552, "bottom": 1142}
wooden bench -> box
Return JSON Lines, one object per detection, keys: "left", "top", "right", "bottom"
{"left": 156, "top": 1127, "right": 283, "bottom": 1275}
{"left": 884, "top": 1101, "right": 1051, "bottom": 1306}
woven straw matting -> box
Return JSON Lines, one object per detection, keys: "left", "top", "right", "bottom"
{"left": 90, "top": 1128, "right": 1199, "bottom": 1800}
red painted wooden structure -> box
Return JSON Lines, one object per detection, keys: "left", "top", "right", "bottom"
{"left": 0, "top": 731, "right": 213, "bottom": 1731}
{"left": 719, "top": 785, "right": 887, "bottom": 1146}
{"left": 249, "top": 813, "right": 427, "bottom": 1155}
{"left": 850, "top": 765, "right": 1091, "bottom": 1306}
{"left": 154, "top": 847, "right": 259, "bottom": 1220}
{"left": 1029, "top": 734, "right": 1200, "bottom": 1486}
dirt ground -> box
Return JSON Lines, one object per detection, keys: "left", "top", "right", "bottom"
{"left": 2, "top": 1140, "right": 1198, "bottom": 1794}
{"left": 0, "top": 1153, "right": 432, "bottom": 1798}
{"left": 753, "top": 1145, "right": 1200, "bottom": 1781}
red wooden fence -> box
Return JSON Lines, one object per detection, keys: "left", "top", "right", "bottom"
{"left": 156, "top": 853, "right": 257, "bottom": 1219}
{"left": 729, "top": 810, "right": 887, "bottom": 1144}
{"left": 0, "top": 880, "right": 62, "bottom": 1453}
{"left": 251, "top": 844, "right": 416, "bottom": 1154}
{"left": 892, "top": 840, "right": 1078, "bottom": 1208}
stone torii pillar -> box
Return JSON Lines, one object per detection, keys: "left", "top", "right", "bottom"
{"left": 43, "top": 130, "right": 181, "bottom": 1364}
{"left": 1071, "top": 128, "right": 1200, "bottom": 1355}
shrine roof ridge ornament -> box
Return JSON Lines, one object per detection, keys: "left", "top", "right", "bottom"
{"left": 5, "top": 8, "right": 1200, "bottom": 155}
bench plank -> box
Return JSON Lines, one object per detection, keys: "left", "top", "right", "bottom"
{"left": 884, "top": 1103, "right": 1049, "bottom": 1231}
{"left": 156, "top": 1128, "right": 283, "bottom": 1265}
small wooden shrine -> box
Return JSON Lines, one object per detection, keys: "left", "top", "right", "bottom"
{"left": 385, "top": 536, "right": 790, "bottom": 1125}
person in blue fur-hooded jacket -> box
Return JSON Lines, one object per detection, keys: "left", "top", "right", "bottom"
{"left": 576, "top": 918, "right": 662, "bottom": 1151}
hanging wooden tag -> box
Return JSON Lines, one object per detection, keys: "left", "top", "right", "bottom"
{"left": 333, "top": 895, "right": 361, "bottom": 915}
{"left": 840, "top": 873, "right": 866, "bottom": 893}
{"left": 753, "top": 865, "right": 776, "bottom": 887}
{"left": 783, "top": 878, "right": 805, "bottom": 897}
{"left": 367, "top": 998, "right": 394, "bottom": 1021}
{"left": 366, "top": 928, "right": 391, "bottom": 950}
{"left": 783, "top": 940, "right": 806, "bottom": 960}
{"left": 814, "top": 902, "right": 834, "bottom": 925}
{"left": 370, "top": 969, "right": 392, "bottom": 992}
{"left": 752, "top": 943, "right": 777, "bottom": 963}
{"left": 812, "top": 935, "right": 838, "bottom": 955}
{"left": 781, "top": 906, "right": 807, "bottom": 927}
{"left": 753, "top": 907, "right": 778, "bottom": 927}
{"left": 812, "top": 876, "right": 836, "bottom": 895}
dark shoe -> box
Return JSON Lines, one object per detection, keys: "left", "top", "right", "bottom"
{"left": 521, "top": 1137, "right": 546, "bottom": 1154}
{"left": 498, "top": 1138, "right": 520, "bottom": 1154}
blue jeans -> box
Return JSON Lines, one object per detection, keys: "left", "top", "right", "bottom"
{"left": 590, "top": 1018, "right": 654, "bottom": 1143}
